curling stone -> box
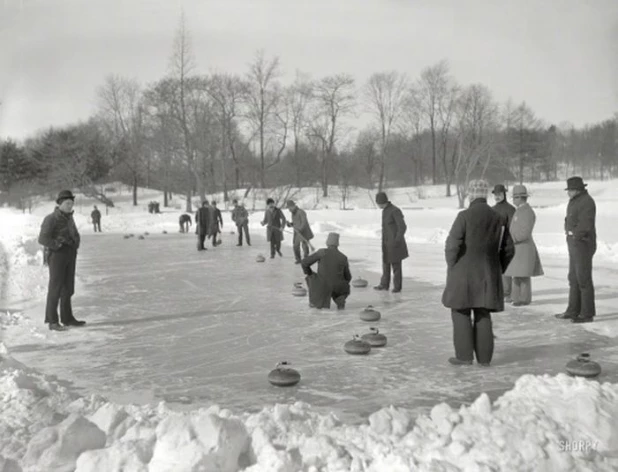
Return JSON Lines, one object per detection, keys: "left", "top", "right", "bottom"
{"left": 230, "top": 231, "right": 235, "bottom": 235}
{"left": 144, "top": 231, "right": 150, "bottom": 236}
{"left": 360, "top": 305, "right": 381, "bottom": 322}
{"left": 138, "top": 235, "right": 145, "bottom": 240}
{"left": 361, "top": 327, "right": 387, "bottom": 347}
{"left": 292, "top": 282, "right": 307, "bottom": 297}
{"left": 129, "top": 234, "right": 135, "bottom": 238}
{"left": 123, "top": 235, "right": 130, "bottom": 239}
{"left": 256, "top": 254, "right": 266, "bottom": 263}
{"left": 162, "top": 230, "right": 167, "bottom": 234}
{"left": 351, "top": 277, "right": 368, "bottom": 288}
{"left": 344, "top": 335, "right": 372, "bottom": 355}
{"left": 566, "top": 353, "right": 601, "bottom": 378}
{"left": 268, "top": 361, "right": 301, "bottom": 387}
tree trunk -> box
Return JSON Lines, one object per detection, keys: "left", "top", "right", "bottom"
{"left": 430, "top": 123, "right": 437, "bottom": 185}
{"left": 132, "top": 175, "right": 138, "bottom": 206}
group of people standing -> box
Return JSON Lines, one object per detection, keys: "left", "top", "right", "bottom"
{"left": 442, "top": 176, "right": 597, "bottom": 367}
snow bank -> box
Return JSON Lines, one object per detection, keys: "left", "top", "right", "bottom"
{"left": 1, "top": 342, "right": 617, "bottom": 471}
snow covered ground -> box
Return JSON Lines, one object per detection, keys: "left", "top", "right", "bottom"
{"left": 1, "top": 179, "right": 618, "bottom": 471}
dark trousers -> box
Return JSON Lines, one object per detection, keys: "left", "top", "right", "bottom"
{"left": 451, "top": 308, "right": 494, "bottom": 364}
{"left": 502, "top": 275, "right": 512, "bottom": 298}
{"left": 566, "top": 238, "right": 596, "bottom": 318}
{"left": 293, "top": 238, "right": 309, "bottom": 262}
{"left": 237, "top": 223, "right": 251, "bottom": 245}
{"left": 210, "top": 227, "right": 220, "bottom": 246}
{"left": 380, "top": 261, "right": 403, "bottom": 290}
{"left": 197, "top": 231, "right": 207, "bottom": 250}
{"left": 45, "top": 248, "right": 78, "bottom": 325}
{"left": 92, "top": 221, "right": 101, "bottom": 232}
{"left": 512, "top": 277, "right": 531, "bottom": 304}
{"left": 270, "top": 239, "right": 282, "bottom": 257}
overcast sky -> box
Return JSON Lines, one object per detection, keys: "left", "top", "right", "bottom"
{"left": 1, "top": 0, "right": 617, "bottom": 140}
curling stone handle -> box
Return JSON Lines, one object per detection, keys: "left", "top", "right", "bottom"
{"left": 577, "top": 353, "right": 591, "bottom": 362}
{"left": 370, "top": 327, "right": 379, "bottom": 334}
{"left": 276, "top": 361, "right": 290, "bottom": 368}
{"left": 366, "top": 305, "right": 373, "bottom": 309}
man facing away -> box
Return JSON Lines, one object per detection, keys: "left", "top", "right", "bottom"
{"left": 373, "top": 192, "right": 409, "bottom": 293}
{"left": 231, "top": 199, "right": 251, "bottom": 246}
{"left": 301, "top": 232, "right": 352, "bottom": 309}
{"left": 261, "top": 198, "right": 286, "bottom": 258}
{"left": 38, "top": 190, "right": 86, "bottom": 331}
{"left": 555, "top": 176, "right": 597, "bottom": 324}
{"left": 91, "top": 205, "right": 102, "bottom": 232}
{"left": 285, "top": 200, "right": 314, "bottom": 264}
{"left": 210, "top": 201, "right": 223, "bottom": 247}
{"left": 195, "top": 201, "right": 210, "bottom": 251}
{"left": 442, "top": 179, "right": 514, "bottom": 366}
{"left": 491, "top": 184, "right": 516, "bottom": 302}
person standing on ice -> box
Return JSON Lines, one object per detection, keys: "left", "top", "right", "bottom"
{"left": 373, "top": 192, "right": 409, "bottom": 293}
{"left": 442, "top": 179, "right": 514, "bottom": 366}
{"left": 231, "top": 199, "right": 251, "bottom": 246}
{"left": 555, "top": 176, "right": 597, "bottom": 323}
{"left": 260, "top": 198, "right": 286, "bottom": 258}
{"left": 37, "top": 190, "right": 86, "bottom": 331}
{"left": 209, "top": 201, "right": 223, "bottom": 247}
{"left": 90, "top": 205, "right": 102, "bottom": 232}
{"left": 195, "top": 201, "right": 210, "bottom": 251}
{"left": 285, "top": 200, "right": 314, "bottom": 264}
{"left": 301, "top": 232, "right": 352, "bottom": 309}
{"left": 503, "top": 185, "right": 544, "bottom": 306}
{"left": 491, "top": 184, "right": 516, "bottom": 302}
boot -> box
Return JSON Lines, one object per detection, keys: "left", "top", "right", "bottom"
{"left": 448, "top": 357, "right": 472, "bottom": 366}
{"left": 49, "top": 323, "right": 67, "bottom": 331}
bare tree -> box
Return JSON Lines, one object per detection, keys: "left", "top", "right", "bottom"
{"left": 306, "top": 73, "right": 356, "bottom": 197}
{"left": 505, "top": 101, "right": 543, "bottom": 183}
{"left": 400, "top": 87, "right": 425, "bottom": 185}
{"left": 245, "top": 50, "right": 286, "bottom": 188}
{"left": 287, "top": 71, "right": 313, "bottom": 187}
{"left": 364, "top": 71, "right": 408, "bottom": 192}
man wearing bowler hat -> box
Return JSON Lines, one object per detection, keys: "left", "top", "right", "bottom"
{"left": 491, "top": 184, "right": 516, "bottom": 302}
{"left": 556, "top": 177, "right": 597, "bottom": 323}
{"left": 374, "top": 191, "right": 408, "bottom": 293}
{"left": 38, "top": 190, "right": 86, "bottom": 331}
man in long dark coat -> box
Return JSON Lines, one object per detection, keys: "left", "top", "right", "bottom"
{"left": 301, "top": 232, "right": 352, "bottom": 309}
{"left": 491, "top": 184, "right": 516, "bottom": 301}
{"left": 195, "top": 201, "right": 210, "bottom": 251}
{"left": 373, "top": 192, "right": 409, "bottom": 293}
{"left": 286, "top": 200, "right": 314, "bottom": 264}
{"left": 555, "top": 176, "right": 597, "bottom": 323}
{"left": 442, "top": 179, "right": 514, "bottom": 366}
{"left": 209, "top": 201, "right": 223, "bottom": 247}
{"left": 261, "top": 198, "right": 286, "bottom": 258}
{"left": 38, "top": 190, "right": 86, "bottom": 331}
{"left": 90, "top": 205, "right": 102, "bottom": 232}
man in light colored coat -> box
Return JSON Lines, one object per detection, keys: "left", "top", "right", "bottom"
{"left": 286, "top": 200, "right": 314, "bottom": 264}
{"left": 504, "top": 185, "right": 544, "bottom": 306}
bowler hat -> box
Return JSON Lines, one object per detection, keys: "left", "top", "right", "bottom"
{"left": 375, "top": 192, "right": 388, "bottom": 205}
{"left": 492, "top": 184, "right": 507, "bottom": 195}
{"left": 285, "top": 200, "right": 296, "bottom": 208}
{"left": 511, "top": 185, "right": 529, "bottom": 197}
{"left": 56, "top": 190, "right": 75, "bottom": 204}
{"left": 565, "top": 176, "right": 587, "bottom": 191}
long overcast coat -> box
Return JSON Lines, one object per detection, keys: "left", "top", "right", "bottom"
{"left": 442, "top": 198, "right": 515, "bottom": 312}
{"left": 381, "top": 202, "right": 409, "bottom": 264}
{"left": 504, "top": 202, "right": 544, "bottom": 277}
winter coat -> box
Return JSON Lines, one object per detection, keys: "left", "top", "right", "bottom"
{"left": 442, "top": 198, "right": 515, "bottom": 312}
{"left": 231, "top": 205, "right": 249, "bottom": 226}
{"left": 91, "top": 209, "right": 101, "bottom": 222}
{"left": 195, "top": 207, "right": 210, "bottom": 235}
{"left": 504, "top": 203, "right": 544, "bottom": 277}
{"left": 38, "top": 208, "right": 81, "bottom": 252}
{"left": 565, "top": 190, "right": 596, "bottom": 250}
{"left": 288, "top": 207, "right": 314, "bottom": 243}
{"left": 302, "top": 247, "right": 352, "bottom": 309}
{"left": 492, "top": 200, "right": 516, "bottom": 228}
{"left": 381, "top": 202, "right": 409, "bottom": 263}
{"left": 261, "top": 207, "right": 286, "bottom": 242}
{"left": 210, "top": 207, "right": 223, "bottom": 235}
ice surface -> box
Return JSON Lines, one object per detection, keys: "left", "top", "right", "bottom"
{"left": 5, "top": 231, "right": 618, "bottom": 425}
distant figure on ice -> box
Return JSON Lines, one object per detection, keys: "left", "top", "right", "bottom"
{"left": 179, "top": 213, "right": 192, "bottom": 233}
{"left": 504, "top": 185, "right": 544, "bottom": 306}
{"left": 90, "top": 205, "right": 102, "bottom": 232}
{"left": 231, "top": 199, "right": 251, "bottom": 246}
{"left": 491, "top": 184, "right": 516, "bottom": 302}
{"left": 261, "top": 198, "right": 286, "bottom": 258}
{"left": 38, "top": 190, "right": 86, "bottom": 331}
{"left": 285, "top": 200, "right": 314, "bottom": 264}
{"left": 555, "top": 177, "right": 597, "bottom": 324}
{"left": 195, "top": 201, "right": 210, "bottom": 251}
{"left": 373, "top": 192, "right": 408, "bottom": 293}
{"left": 442, "top": 179, "right": 514, "bottom": 366}
{"left": 301, "top": 232, "right": 352, "bottom": 309}
{"left": 210, "top": 201, "right": 223, "bottom": 247}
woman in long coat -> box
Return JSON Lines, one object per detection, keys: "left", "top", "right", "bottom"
{"left": 504, "top": 185, "right": 544, "bottom": 306}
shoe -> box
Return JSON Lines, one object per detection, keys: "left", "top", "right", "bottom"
{"left": 277, "top": 250, "right": 283, "bottom": 257}
{"left": 64, "top": 320, "right": 86, "bottom": 327}
{"left": 448, "top": 357, "right": 473, "bottom": 366}
{"left": 374, "top": 285, "right": 388, "bottom": 291}
{"left": 236, "top": 244, "right": 242, "bottom": 247}
{"left": 572, "top": 316, "right": 594, "bottom": 324}
{"left": 334, "top": 296, "right": 346, "bottom": 310}
{"left": 247, "top": 243, "right": 251, "bottom": 246}
{"left": 48, "top": 323, "right": 67, "bottom": 331}
{"left": 270, "top": 255, "right": 275, "bottom": 259}
{"left": 391, "top": 288, "right": 401, "bottom": 293}
{"left": 512, "top": 302, "right": 530, "bottom": 307}
{"left": 478, "top": 362, "right": 491, "bottom": 367}
{"left": 555, "top": 312, "right": 576, "bottom": 320}
{"left": 295, "top": 260, "right": 301, "bottom": 264}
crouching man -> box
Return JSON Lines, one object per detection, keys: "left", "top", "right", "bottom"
{"left": 38, "top": 190, "right": 86, "bottom": 331}
{"left": 301, "top": 232, "right": 352, "bottom": 309}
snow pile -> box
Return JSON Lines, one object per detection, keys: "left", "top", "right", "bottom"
{"left": 1, "top": 341, "right": 618, "bottom": 471}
